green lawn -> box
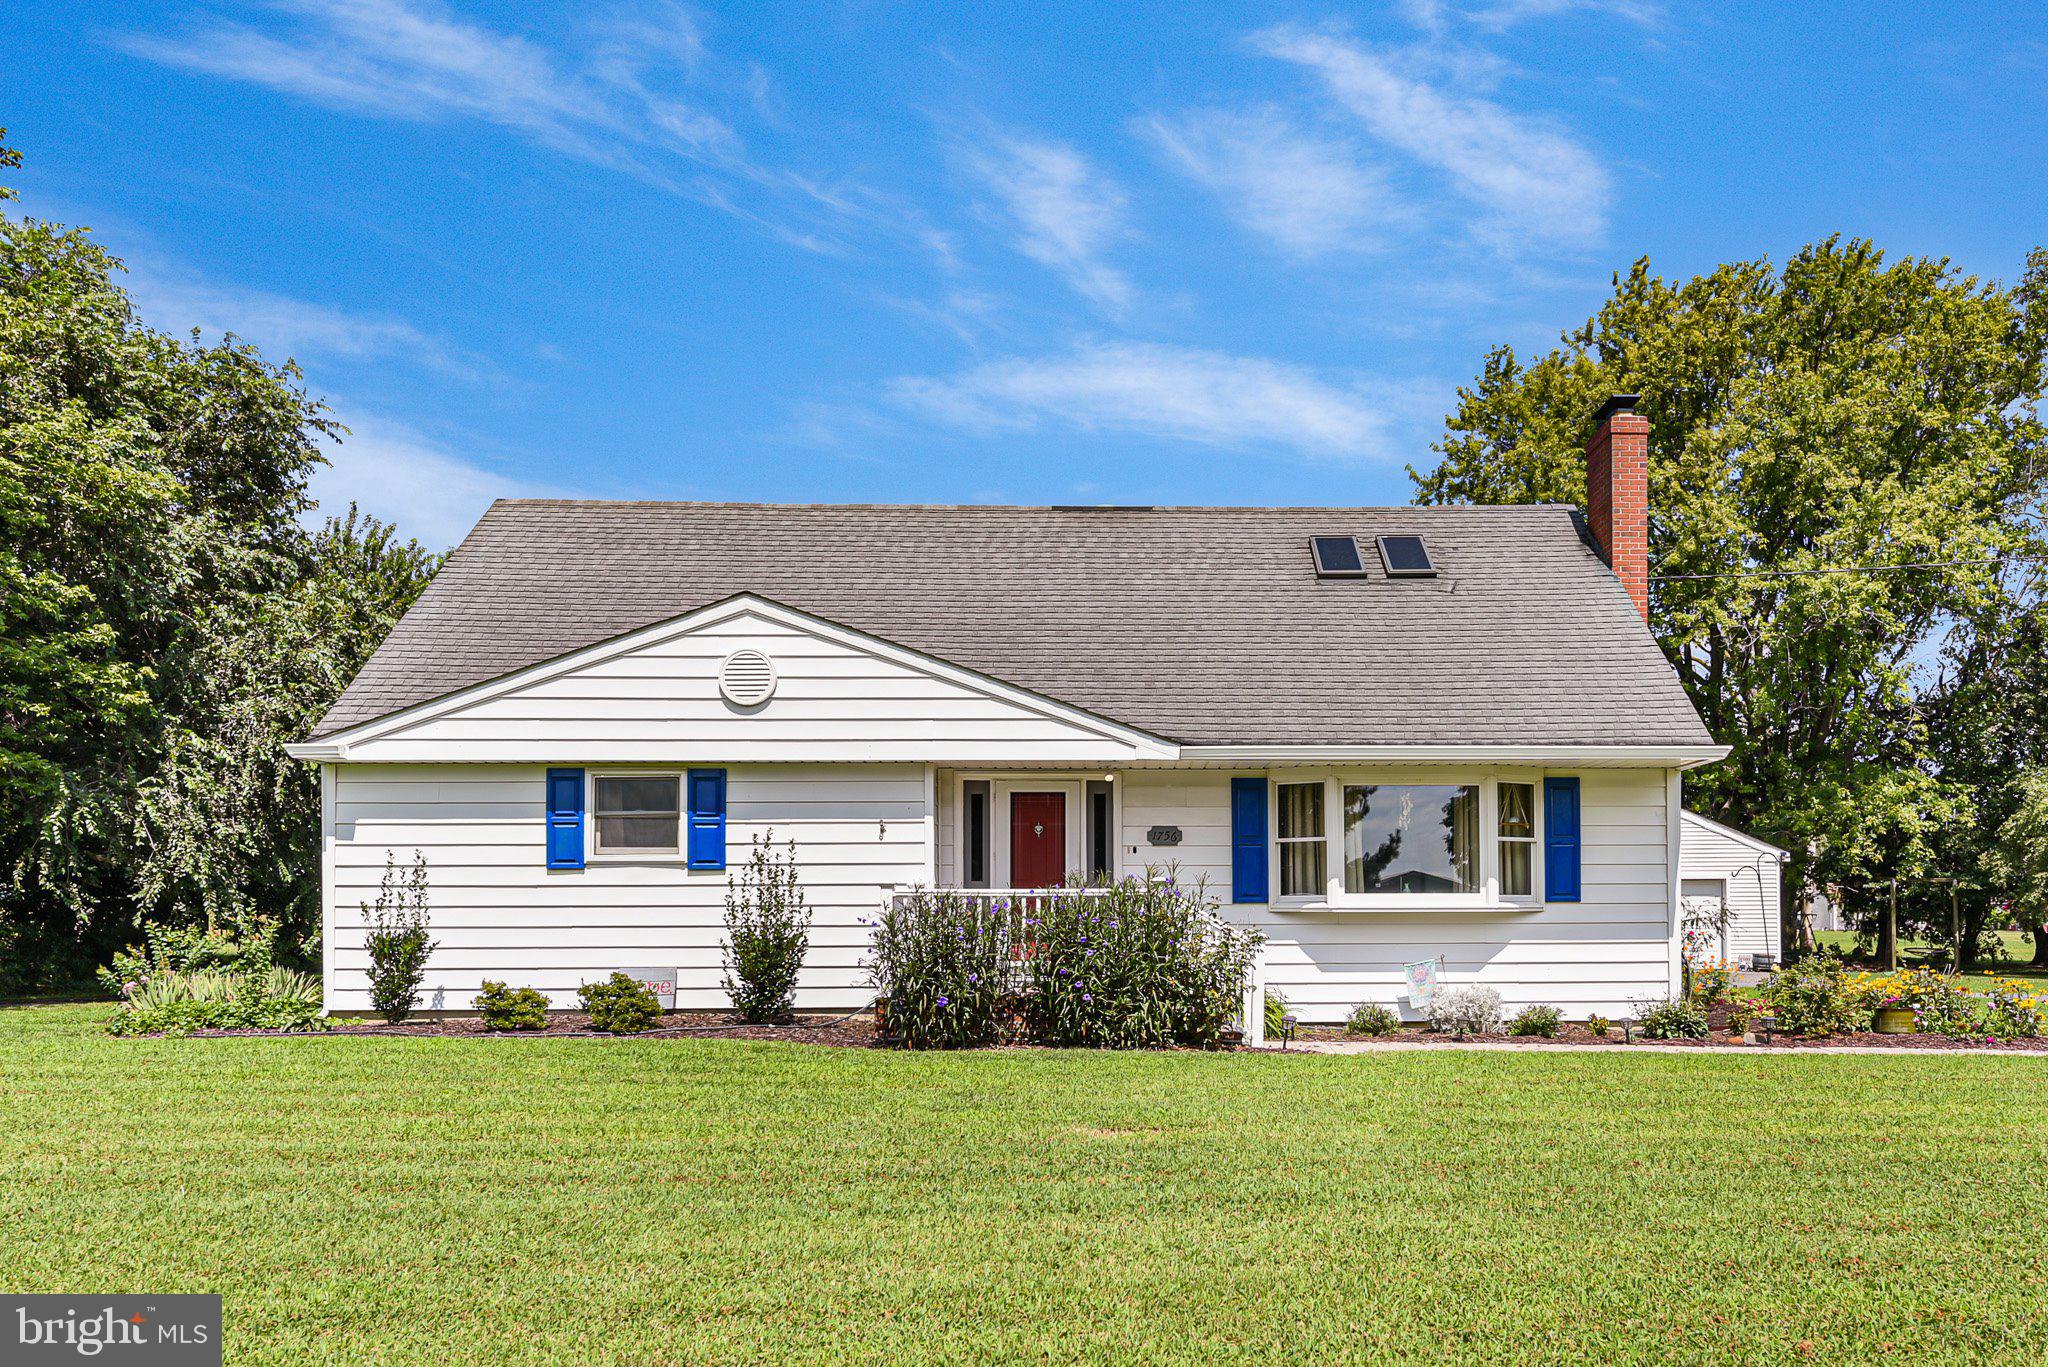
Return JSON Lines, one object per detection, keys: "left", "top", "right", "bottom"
{"left": 5, "top": 1004, "right": 2048, "bottom": 1365}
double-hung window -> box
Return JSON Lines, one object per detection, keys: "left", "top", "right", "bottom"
{"left": 1275, "top": 781, "right": 1327, "bottom": 897}
{"left": 594, "top": 776, "right": 681, "bottom": 855}
{"left": 1497, "top": 782, "right": 1537, "bottom": 898}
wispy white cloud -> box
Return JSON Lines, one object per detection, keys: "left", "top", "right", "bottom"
{"left": 115, "top": 0, "right": 883, "bottom": 252}
{"left": 1253, "top": 24, "right": 1611, "bottom": 248}
{"left": 1464, "top": 0, "right": 1661, "bottom": 33}
{"left": 889, "top": 341, "right": 1430, "bottom": 464}
{"left": 965, "top": 134, "right": 1134, "bottom": 316}
{"left": 312, "top": 411, "right": 567, "bottom": 547}
{"left": 1137, "top": 106, "right": 1413, "bottom": 257}
{"left": 124, "top": 269, "right": 493, "bottom": 382}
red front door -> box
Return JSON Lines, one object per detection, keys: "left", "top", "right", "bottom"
{"left": 1009, "top": 792, "right": 1067, "bottom": 888}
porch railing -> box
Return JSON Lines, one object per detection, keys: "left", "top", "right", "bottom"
{"left": 876, "top": 885, "right": 1266, "bottom": 1047}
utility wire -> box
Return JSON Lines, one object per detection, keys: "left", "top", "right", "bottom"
{"left": 1651, "top": 557, "right": 2005, "bottom": 583}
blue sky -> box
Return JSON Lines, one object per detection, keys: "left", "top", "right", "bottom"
{"left": 7, "top": 1, "right": 2046, "bottom": 545}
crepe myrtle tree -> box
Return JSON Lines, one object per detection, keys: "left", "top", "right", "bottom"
{"left": 1412, "top": 238, "right": 2048, "bottom": 953}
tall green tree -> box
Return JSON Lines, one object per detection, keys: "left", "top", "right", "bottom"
{"left": 0, "top": 133, "right": 436, "bottom": 990}
{"left": 1412, "top": 239, "right": 2048, "bottom": 948}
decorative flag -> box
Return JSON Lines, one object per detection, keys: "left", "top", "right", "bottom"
{"left": 1404, "top": 958, "right": 1439, "bottom": 1009}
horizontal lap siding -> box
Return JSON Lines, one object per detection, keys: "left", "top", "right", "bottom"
{"left": 326, "top": 762, "right": 922, "bottom": 1013}
{"left": 347, "top": 613, "right": 1144, "bottom": 763}
{"left": 1678, "top": 817, "right": 1782, "bottom": 963}
{"left": 1117, "top": 769, "right": 1674, "bottom": 1022}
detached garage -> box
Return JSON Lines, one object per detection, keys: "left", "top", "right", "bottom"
{"left": 1678, "top": 810, "right": 1787, "bottom": 970}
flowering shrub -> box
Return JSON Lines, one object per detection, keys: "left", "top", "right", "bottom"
{"left": 1636, "top": 997, "right": 1710, "bottom": 1040}
{"left": 1509, "top": 1004, "right": 1562, "bottom": 1038}
{"left": 1425, "top": 985, "right": 1504, "bottom": 1037}
{"left": 722, "top": 833, "right": 810, "bottom": 1023}
{"left": 1346, "top": 1002, "right": 1401, "bottom": 1037}
{"left": 867, "top": 889, "right": 1014, "bottom": 1049}
{"left": 1022, "top": 878, "right": 1262, "bottom": 1049}
{"left": 1760, "top": 958, "right": 1868, "bottom": 1037}
{"left": 106, "top": 966, "right": 325, "bottom": 1036}
{"left": 578, "top": 973, "right": 660, "bottom": 1034}
{"left": 1981, "top": 977, "right": 2045, "bottom": 1040}
{"left": 475, "top": 981, "right": 549, "bottom": 1031}
{"left": 1690, "top": 961, "right": 1735, "bottom": 1006}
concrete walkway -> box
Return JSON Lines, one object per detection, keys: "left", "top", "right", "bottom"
{"left": 1276, "top": 1038, "right": 2048, "bottom": 1058}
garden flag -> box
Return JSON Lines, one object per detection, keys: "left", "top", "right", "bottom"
{"left": 1404, "top": 959, "right": 1440, "bottom": 1009}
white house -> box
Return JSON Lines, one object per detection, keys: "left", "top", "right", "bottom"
{"left": 289, "top": 396, "right": 1729, "bottom": 1024}
{"left": 1678, "top": 810, "right": 1787, "bottom": 969}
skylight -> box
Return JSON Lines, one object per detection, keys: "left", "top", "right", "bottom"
{"left": 1311, "top": 536, "right": 1367, "bottom": 577}
{"left": 1376, "top": 534, "right": 1437, "bottom": 578}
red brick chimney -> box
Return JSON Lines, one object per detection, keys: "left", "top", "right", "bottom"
{"left": 1587, "top": 393, "right": 1649, "bottom": 622}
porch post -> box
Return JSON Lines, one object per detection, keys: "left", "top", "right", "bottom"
{"left": 1242, "top": 949, "right": 1266, "bottom": 1048}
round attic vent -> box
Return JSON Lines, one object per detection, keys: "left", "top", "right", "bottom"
{"left": 719, "top": 649, "right": 777, "bottom": 707}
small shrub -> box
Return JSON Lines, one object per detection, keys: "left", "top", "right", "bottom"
{"left": 866, "top": 889, "right": 1014, "bottom": 1048}
{"left": 578, "top": 973, "right": 661, "bottom": 1034}
{"left": 1264, "top": 988, "right": 1294, "bottom": 1039}
{"left": 363, "top": 853, "right": 435, "bottom": 1024}
{"left": 1585, "top": 1014, "right": 1611, "bottom": 1038}
{"left": 1726, "top": 997, "right": 1762, "bottom": 1035}
{"left": 722, "top": 833, "right": 811, "bottom": 1023}
{"left": 475, "top": 981, "right": 549, "bottom": 1031}
{"left": 1636, "top": 997, "right": 1710, "bottom": 1040}
{"left": 1425, "top": 985, "right": 1504, "bottom": 1037}
{"left": 1508, "top": 1004, "right": 1562, "bottom": 1038}
{"left": 98, "top": 920, "right": 281, "bottom": 1000}
{"left": 1345, "top": 1002, "right": 1401, "bottom": 1037}
{"left": 1023, "top": 877, "right": 1262, "bottom": 1050}
{"left": 1761, "top": 958, "right": 1866, "bottom": 1037}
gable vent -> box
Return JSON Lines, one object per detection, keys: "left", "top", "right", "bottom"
{"left": 718, "top": 649, "right": 777, "bottom": 706}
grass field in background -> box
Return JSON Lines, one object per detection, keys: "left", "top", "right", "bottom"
{"left": 1813, "top": 929, "right": 2048, "bottom": 992}
{"left": 5, "top": 1002, "right": 2048, "bottom": 1365}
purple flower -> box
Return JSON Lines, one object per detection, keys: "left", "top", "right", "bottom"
{"left": 1084, "top": 994, "right": 1094, "bottom": 1003}
{"left": 938, "top": 996, "right": 950, "bottom": 1007}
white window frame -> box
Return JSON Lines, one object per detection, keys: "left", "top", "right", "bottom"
{"left": 1267, "top": 768, "right": 1547, "bottom": 910}
{"left": 1273, "top": 779, "right": 1329, "bottom": 899}
{"left": 587, "top": 769, "right": 685, "bottom": 862}
{"left": 1496, "top": 779, "right": 1539, "bottom": 900}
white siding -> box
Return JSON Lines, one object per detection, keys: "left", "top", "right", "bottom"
{"left": 325, "top": 762, "right": 922, "bottom": 1013}
{"left": 339, "top": 607, "right": 1159, "bottom": 765}
{"left": 1118, "top": 767, "right": 1678, "bottom": 1022}
{"left": 1678, "top": 812, "right": 1783, "bottom": 965}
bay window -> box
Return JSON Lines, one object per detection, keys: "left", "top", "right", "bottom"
{"left": 1269, "top": 773, "right": 1546, "bottom": 905}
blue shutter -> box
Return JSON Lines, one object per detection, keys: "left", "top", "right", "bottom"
{"left": 1544, "top": 776, "right": 1580, "bottom": 902}
{"left": 1230, "top": 777, "right": 1269, "bottom": 904}
{"left": 687, "top": 768, "right": 727, "bottom": 870}
{"left": 545, "top": 768, "right": 585, "bottom": 870}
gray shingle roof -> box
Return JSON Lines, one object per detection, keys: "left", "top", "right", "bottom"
{"left": 312, "top": 501, "right": 1712, "bottom": 747}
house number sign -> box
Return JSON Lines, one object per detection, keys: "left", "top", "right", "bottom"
{"left": 1146, "top": 825, "right": 1183, "bottom": 847}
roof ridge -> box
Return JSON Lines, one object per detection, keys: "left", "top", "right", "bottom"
{"left": 484, "top": 498, "right": 1578, "bottom": 513}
